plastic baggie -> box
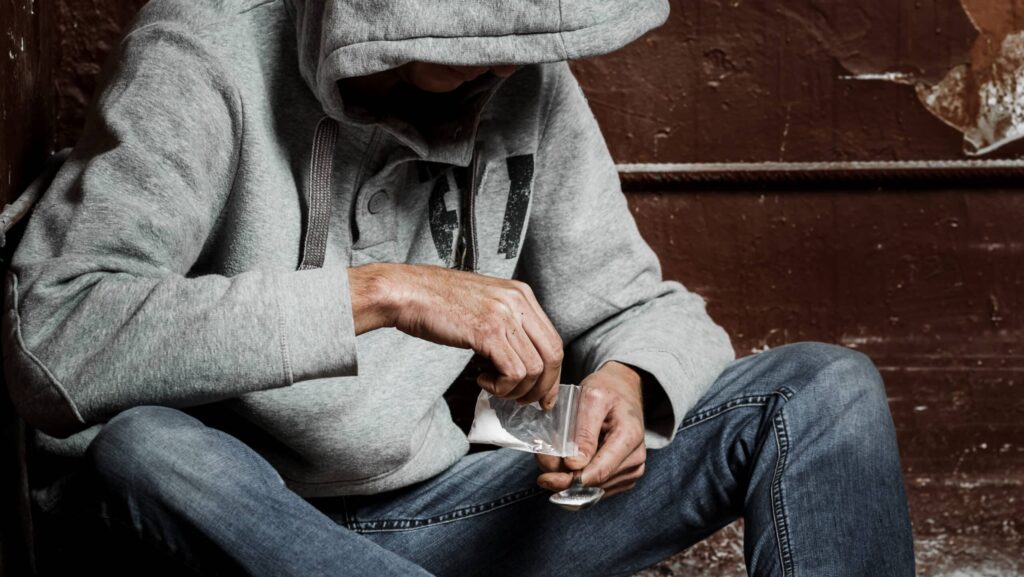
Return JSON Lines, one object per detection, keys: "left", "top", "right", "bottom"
{"left": 466, "top": 383, "right": 581, "bottom": 457}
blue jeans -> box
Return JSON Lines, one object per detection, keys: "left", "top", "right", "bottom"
{"left": 81, "top": 342, "right": 915, "bottom": 576}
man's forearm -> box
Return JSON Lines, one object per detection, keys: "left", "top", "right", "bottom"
{"left": 346, "top": 263, "right": 564, "bottom": 405}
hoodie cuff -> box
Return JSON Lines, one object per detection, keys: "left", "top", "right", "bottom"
{"left": 598, "top": 349, "right": 705, "bottom": 450}
{"left": 274, "top": 266, "right": 359, "bottom": 383}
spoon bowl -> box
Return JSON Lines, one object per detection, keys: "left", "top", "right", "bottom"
{"left": 549, "top": 473, "right": 604, "bottom": 511}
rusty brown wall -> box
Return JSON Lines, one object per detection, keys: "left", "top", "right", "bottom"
{"left": 577, "top": 0, "right": 1023, "bottom": 162}
{"left": 39, "top": 0, "right": 1023, "bottom": 161}
{"left": 574, "top": 0, "right": 976, "bottom": 162}
{"left": 2, "top": 0, "right": 1022, "bottom": 575}
{"left": 625, "top": 187, "right": 1024, "bottom": 572}
{"left": 1, "top": 0, "right": 56, "bottom": 207}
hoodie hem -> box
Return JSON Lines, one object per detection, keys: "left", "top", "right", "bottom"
{"left": 279, "top": 415, "right": 469, "bottom": 498}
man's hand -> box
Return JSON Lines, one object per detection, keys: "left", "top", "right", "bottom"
{"left": 349, "top": 263, "right": 563, "bottom": 406}
{"left": 536, "top": 361, "right": 647, "bottom": 498}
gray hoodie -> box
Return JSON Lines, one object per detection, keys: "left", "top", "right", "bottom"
{"left": 2, "top": 0, "right": 735, "bottom": 497}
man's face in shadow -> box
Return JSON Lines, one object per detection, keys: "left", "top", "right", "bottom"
{"left": 398, "top": 63, "right": 520, "bottom": 93}
{"left": 338, "top": 62, "right": 519, "bottom": 127}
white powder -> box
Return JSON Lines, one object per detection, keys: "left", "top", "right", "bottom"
{"left": 467, "top": 395, "right": 532, "bottom": 451}
{"left": 467, "top": 387, "right": 580, "bottom": 457}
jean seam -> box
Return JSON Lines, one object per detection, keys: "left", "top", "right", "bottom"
{"left": 674, "top": 385, "right": 797, "bottom": 576}
{"left": 677, "top": 401, "right": 768, "bottom": 433}
{"left": 771, "top": 409, "right": 796, "bottom": 577}
{"left": 347, "top": 486, "right": 546, "bottom": 533}
{"left": 677, "top": 386, "right": 794, "bottom": 433}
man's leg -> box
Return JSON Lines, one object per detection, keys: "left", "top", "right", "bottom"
{"left": 83, "top": 405, "right": 433, "bottom": 577}
{"left": 80, "top": 341, "right": 915, "bottom": 576}
{"left": 309, "top": 342, "right": 915, "bottom": 577}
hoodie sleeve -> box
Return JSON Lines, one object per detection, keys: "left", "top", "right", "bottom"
{"left": 518, "top": 63, "right": 736, "bottom": 449}
{"left": 1, "top": 25, "right": 358, "bottom": 439}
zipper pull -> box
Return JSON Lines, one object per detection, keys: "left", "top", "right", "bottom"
{"left": 455, "top": 149, "right": 478, "bottom": 271}
{"left": 456, "top": 233, "right": 468, "bottom": 270}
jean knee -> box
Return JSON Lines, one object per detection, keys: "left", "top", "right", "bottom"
{"left": 86, "top": 406, "right": 203, "bottom": 493}
{"left": 778, "top": 341, "right": 882, "bottom": 388}
{"left": 779, "top": 343, "right": 897, "bottom": 446}
{"left": 88, "top": 404, "right": 287, "bottom": 508}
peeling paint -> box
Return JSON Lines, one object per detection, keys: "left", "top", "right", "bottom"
{"left": 781, "top": 1, "right": 976, "bottom": 85}
{"left": 919, "top": 30, "right": 1024, "bottom": 155}
{"left": 780, "top": 0, "right": 1024, "bottom": 156}
{"left": 840, "top": 72, "right": 917, "bottom": 83}
{"left": 779, "top": 104, "right": 792, "bottom": 161}
{"left": 834, "top": 0, "right": 1024, "bottom": 156}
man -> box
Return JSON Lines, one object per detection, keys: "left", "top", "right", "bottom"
{"left": 2, "top": 0, "right": 916, "bottom": 575}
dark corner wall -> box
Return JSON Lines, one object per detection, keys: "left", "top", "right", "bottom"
{"left": 2, "top": 0, "right": 148, "bottom": 209}
{"left": 2, "top": 1, "right": 1022, "bottom": 576}
{"left": 2, "top": 2, "right": 56, "bottom": 575}
{"left": 2, "top": 0, "right": 54, "bottom": 208}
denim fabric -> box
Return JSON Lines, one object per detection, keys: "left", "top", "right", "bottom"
{"left": 78, "top": 342, "right": 915, "bottom": 576}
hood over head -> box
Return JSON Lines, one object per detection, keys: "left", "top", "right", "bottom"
{"left": 286, "top": 0, "right": 670, "bottom": 124}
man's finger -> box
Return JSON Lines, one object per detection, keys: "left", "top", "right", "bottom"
{"left": 540, "top": 367, "right": 562, "bottom": 411}
{"left": 600, "top": 458, "right": 647, "bottom": 497}
{"left": 537, "top": 471, "right": 574, "bottom": 492}
{"left": 599, "top": 461, "right": 646, "bottom": 491}
{"left": 579, "top": 419, "right": 642, "bottom": 487}
{"left": 477, "top": 335, "right": 526, "bottom": 396}
{"left": 517, "top": 314, "right": 562, "bottom": 406}
{"left": 534, "top": 453, "right": 566, "bottom": 474}
{"left": 516, "top": 284, "right": 565, "bottom": 409}
{"left": 602, "top": 481, "right": 639, "bottom": 499}
{"left": 503, "top": 321, "right": 543, "bottom": 400}
{"left": 563, "top": 386, "right": 610, "bottom": 470}
{"left": 515, "top": 282, "right": 563, "bottom": 350}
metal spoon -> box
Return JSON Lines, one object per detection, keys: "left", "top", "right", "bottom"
{"left": 549, "top": 471, "right": 604, "bottom": 511}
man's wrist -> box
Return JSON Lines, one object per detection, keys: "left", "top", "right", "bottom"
{"left": 597, "top": 360, "right": 643, "bottom": 390}
{"left": 349, "top": 263, "right": 398, "bottom": 334}
{"left": 597, "top": 360, "right": 653, "bottom": 421}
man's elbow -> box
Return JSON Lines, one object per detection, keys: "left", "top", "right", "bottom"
{"left": 3, "top": 356, "right": 90, "bottom": 438}
{"left": 3, "top": 286, "right": 90, "bottom": 439}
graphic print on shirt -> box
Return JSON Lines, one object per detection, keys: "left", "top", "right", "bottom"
{"left": 422, "top": 156, "right": 534, "bottom": 267}
{"left": 428, "top": 172, "right": 459, "bottom": 266}
{"left": 498, "top": 155, "right": 535, "bottom": 259}
{"left": 421, "top": 162, "right": 472, "bottom": 267}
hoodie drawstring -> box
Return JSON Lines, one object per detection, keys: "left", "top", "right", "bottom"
{"left": 298, "top": 116, "right": 339, "bottom": 270}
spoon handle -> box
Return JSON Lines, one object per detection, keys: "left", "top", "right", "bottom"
{"left": 571, "top": 470, "right": 585, "bottom": 488}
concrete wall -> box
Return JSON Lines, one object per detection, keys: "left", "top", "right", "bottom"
{"left": 2, "top": 0, "right": 1021, "bottom": 575}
